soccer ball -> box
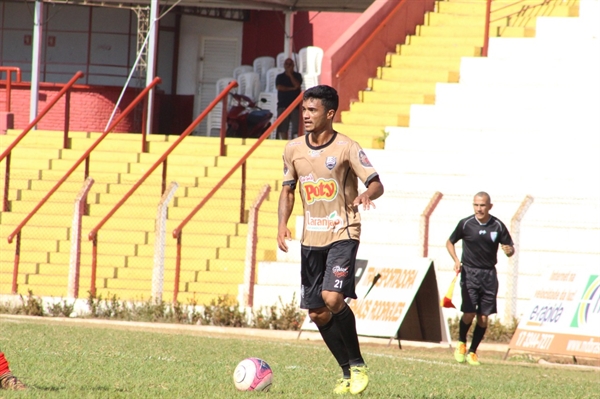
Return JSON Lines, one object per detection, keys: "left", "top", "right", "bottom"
{"left": 233, "top": 357, "right": 273, "bottom": 392}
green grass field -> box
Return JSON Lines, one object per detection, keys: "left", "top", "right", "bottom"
{"left": 1, "top": 316, "right": 598, "bottom": 398}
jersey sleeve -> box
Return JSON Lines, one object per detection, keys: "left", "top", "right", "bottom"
{"left": 348, "top": 141, "right": 378, "bottom": 186}
{"left": 282, "top": 143, "right": 297, "bottom": 189}
{"left": 448, "top": 220, "right": 464, "bottom": 244}
{"left": 499, "top": 220, "right": 514, "bottom": 246}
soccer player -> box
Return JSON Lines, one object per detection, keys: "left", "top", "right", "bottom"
{"left": 277, "top": 85, "right": 384, "bottom": 395}
{"left": 0, "top": 352, "right": 26, "bottom": 390}
{"left": 446, "top": 192, "right": 514, "bottom": 366}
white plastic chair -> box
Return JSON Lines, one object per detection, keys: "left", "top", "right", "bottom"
{"left": 277, "top": 52, "right": 299, "bottom": 69}
{"left": 207, "top": 77, "right": 236, "bottom": 136}
{"left": 301, "top": 73, "right": 320, "bottom": 91}
{"left": 238, "top": 72, "right": 261, "bottom": 102}
{"left": 233, "top": 65, "right": 253, "bottom": 81}
{"left": 253, "top": 56, "right": 275, "bottom": 92}
{"left": 298, "top": 46, "right": 323, "bottom": 75}
{"left": 265, "top": 67, "right": 284, "bottom": 93}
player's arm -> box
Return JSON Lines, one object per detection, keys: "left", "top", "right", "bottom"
{"left": 277, "top": 184, "right": 295, "bottom": 252}
{"left": 353, "top": 176, "right": 383, "bottom": 211}
{"left": 446, "top": 239, "right": 462, "bottom": 273}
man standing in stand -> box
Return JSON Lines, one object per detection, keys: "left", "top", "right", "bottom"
{"left": 275, "top": 58, "right": 303, "bottom": 140}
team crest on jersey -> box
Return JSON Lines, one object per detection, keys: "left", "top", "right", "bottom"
{"left": 282, "top": 155, "right": 288, "bottom": 175}
{"left": 308, "top": 149, "right": 323, "bottom": 157}
{"left": 305, "top": 211, "right": 344, "bottom": 233}
{"left": 491, "top": 232, "right": 498, "bottom": 242}
{"left": 303, "top": 177, "right": 338, "bottom": 204}
{"left": 325, "top": 156, "right": 337, "bottom": 170}
{"left": 358, "top": 150, "right": 372, "bottom": 167}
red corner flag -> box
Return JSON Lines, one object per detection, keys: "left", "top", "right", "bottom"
{"left": 440, "top": 272, "right": 459, "bottom": 308}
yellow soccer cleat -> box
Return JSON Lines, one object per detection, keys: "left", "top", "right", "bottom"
{"left": 349, "top": 365, "right": 369, "bottom": 395}
{"left": 454, "top": 341, "right": 467, "bottom": 363}
{"left": 333, "top": 378, "right": 351, "bottom": 395}
{"left": 467, "top": 352, "right": 481, "bottom": 366}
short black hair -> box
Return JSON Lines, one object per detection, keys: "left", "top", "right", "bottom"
{"left": 303, "top": 85, "right": 339, "bottom": 113}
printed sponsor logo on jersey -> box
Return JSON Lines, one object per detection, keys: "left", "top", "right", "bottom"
{"left": 325, "top": 156, "right": 336, "bottom": 170}
{"left": 288, "top": 141, "right": 301, "bottom": 146}
{"left": 332, "top": 265, "right": 349, "bottom": 278}
{"left": 308, "top": 149, "right": 323, "bottom": 157}
{"left": 490, "top": 231, "right": 498, "bottom": 242}
{"left": 303, "top": 178, "right": 338, "bottom": 204}
{"left": 305, "top": 211, "right": 344, "bottom": 233}
{"left": 299, "top": 173, "right": 315, "bottom": 183}
{"left": 358, "top": 150, "right": 373, "bottom": 167}
{"left": 479, "top": 230, "right": 487, "bottom": 235}
{"left": 282, "top": 155, "right": 288, "bottom": 175}
{"left": 337, "top": 140, "right": 348, "bottom": 145}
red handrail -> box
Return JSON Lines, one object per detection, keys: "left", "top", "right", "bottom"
{"left": 7, "top": 77, "right": 161, "bottom": 295}
{"left": 336, "top": 0, "right": 407, "bottom": 78}
{"left": 1, "top": 71, "right": 84, "bottom": 212}
{"left": 170, "top": 92, "right": 304, "bottom": 302}
{"left": 0, "top": 67, "right": 22, "bottom": 112}
{"left": 86, "top": 80, "right": 238, "bottom": 296}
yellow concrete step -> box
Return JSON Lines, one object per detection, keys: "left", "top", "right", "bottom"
{"left": 187, "top": 271, "right": 244, "bottom": 286}
{"left": 350, "top": 102, "right": 412, "bottom": 115}
{"left": 138, "top": 152, "right": 218, "bottom": 167}
{"left": 225, "top": 145, "right": 286, "bottom": 158}
{"left": 0, "top": 211, "right": 73, "bottom": 226}
{"left": 340, "top": 112, "right": 409, "bottom": 127}
{"left": 148, "top": 141, "right": 223, "bottom": 156}
{"left": 164, "top": 220, "right": 240, "bottom": 236}
{"left": 228, "top": 234, "right": 276, "bottom": 250}
{"left": 82, "top": 215, "right": 155, "bottom": 231}
{"left": 116, "top": 267, "right": 196, "bottom": 282}
{"left": 0, "top": 262, "right": 40, "bottom": 276}
{"left": 386, "top": 54, "right": 463, "bottom": 70}
{"left": 426, "top": 12, "right": 485, "bottom": 27}
{"left": 166, "top": 206, "right": 244, "bottom": 222}
{"left": 60, "top": 148, "right": 141, "bottom": 163}
{"left": 205, "top": 258, "right": 245, "bottom": 272}
{"left": 6, "top": 158, "right": 52, "bottom": 170}
{"left": 48, "top": 252, "right": 127, "bottom": 268}
{"left": 50, "top": 159, "right": 130, "bottom": 174}
{"left": 369, "top": 80, "right": 438, "bottom": 94}
{"left": 217, "top": 247, "right": 276, "bottom": 261}
{"left": 407, "top": 35, "right": 484, "bottom": 47}
{"left": 40, "top": 169, "right": 121, "bottom": 183}
{"left": 378, "top": 66, "right": 459, "bottom": 82}
{"left": 215, "top": 156, "right": 283, "bottom": 170}
{"left": 436, "top": 1, "right": 487, "bottom": 14}
{"left": 359, "top": 90, "right": 435, "bottom": 105}
{"left": 137, "top": 244, "right": 219, "bottom": 259}
{"left": 125, "top": 256, "right": 210, "bottom": 270}
{"left": 397, "top": 43, "right": 481, "bottom": 57}
{"left": 3, "top": 147, "right": 63, "bottom": 159}
{"left": 12, "top": 284, "right": 67, "bottom": 297}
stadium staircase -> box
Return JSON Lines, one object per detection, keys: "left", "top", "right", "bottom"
{"left": 332, "top": 0, "right": 579, "bottom": 149}
{"left": 0, "top": 131, "right": 302, "bottom": 304}
{"left": 248, "top": 0, "right": 600, "bottom": 317}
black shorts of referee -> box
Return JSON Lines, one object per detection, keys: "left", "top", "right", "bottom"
{"left": 460, "top": 265, "right": 498, "bottom": 316}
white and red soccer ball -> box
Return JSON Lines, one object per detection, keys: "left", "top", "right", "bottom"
{"left": 233, "top": 357, "right": 273, "bottom": 392}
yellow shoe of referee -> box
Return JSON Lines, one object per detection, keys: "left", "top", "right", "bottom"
{"left": 454, "top": 341, "right": 467, "bottom": 363}
{"left": 467, "top": 352, "right": 481, "bottom": 366}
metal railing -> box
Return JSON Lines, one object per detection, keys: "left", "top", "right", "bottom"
{"left": 86, "top": 80, "right": 238, "bottom": 297}
{"left": 0, "top": 67, "right": 22, "bottom": 113}
{"left": 6, "top": 77, "right": 161, "bottom": 294}
{"left": 1, "top": 71, "right": 84, "bottom": 212}
{"left": 170, "top": 92, "right": 304, "bottom": 303}
{"left": 483, "top": 0, "right": 554, "bottom": 56}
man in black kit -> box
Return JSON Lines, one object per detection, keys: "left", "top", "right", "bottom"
{"left": 446, "top": 192, "right": 514, "bottom": 366}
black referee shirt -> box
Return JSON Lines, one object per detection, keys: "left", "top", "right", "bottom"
{"left": 449, "top": 215, "right": 514, "bottom": 269}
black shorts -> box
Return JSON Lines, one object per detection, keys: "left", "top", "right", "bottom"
{"left": 299, "top": 239, "right": 359, "bottom": 309}
{"left": 460, "top": 266, "right": 498, "bottom": 316}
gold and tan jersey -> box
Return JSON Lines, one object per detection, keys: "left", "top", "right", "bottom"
{"left": 282, "top": 132, "right": 379, "bottom": 248}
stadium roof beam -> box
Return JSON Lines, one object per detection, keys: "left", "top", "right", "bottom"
{"left": 42, "top": 0, "right": 376, "bottom": 12}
